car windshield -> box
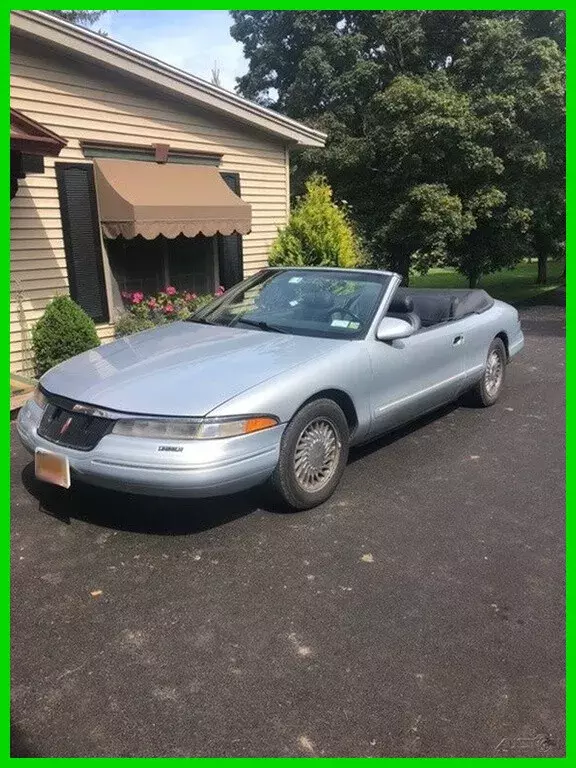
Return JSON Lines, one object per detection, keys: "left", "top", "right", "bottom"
{"left": 188, "top": 269, "right": 391, "bottom": 339}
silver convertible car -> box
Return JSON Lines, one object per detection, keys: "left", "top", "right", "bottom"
{"left": 18, "top": 267, "right": 523, "bottom": 510}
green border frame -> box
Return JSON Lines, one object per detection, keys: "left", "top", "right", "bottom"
{"left": 7, "top": 3, "right": 568, "bottom": 763}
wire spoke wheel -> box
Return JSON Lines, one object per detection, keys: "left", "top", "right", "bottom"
{"left": 293, "top": 418, "right": 341, "bottom": 493}
{"left": 485, "top": 349, "right": 504, "bottom": 397}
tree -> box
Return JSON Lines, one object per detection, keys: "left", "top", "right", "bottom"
{"left": 382, "top": 183, "right": 473, "bottom": 282}
{"left": 231, "top": 11, "right": 563, "bottom": 113}
{"left": 356, "top": 72, "right": 503, "bottom": 283}
{"left": 232, "top": 11, "right": 565, "bottom": 286}
{"left": 453, "top": 18, "right": 566, "bottom": 284}
{"left": 269, "top": 174, "right": 363, "bottom": 268}
{"left": 449, "top": 188, "right": 532, "bottom": 287}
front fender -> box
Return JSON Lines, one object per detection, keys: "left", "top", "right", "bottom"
{"left": 206, "top": 342, "right": 374, "bottom": 444}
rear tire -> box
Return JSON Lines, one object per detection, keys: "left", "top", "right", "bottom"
{"left": 270, "top": 399, "right": 349, "bottom": 511}
{"left": 468, "top": 337, "right": 507, "bottom": 407}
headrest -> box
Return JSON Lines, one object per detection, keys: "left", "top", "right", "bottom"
{"left": 389, "top": 292, "right": 414, "bottom": 313}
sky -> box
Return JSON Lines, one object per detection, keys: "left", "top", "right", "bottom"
{"left": 96, "top": 10, "right": 248, "bottom": 92}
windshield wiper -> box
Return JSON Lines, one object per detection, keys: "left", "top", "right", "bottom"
{"left": 237, "top": 318, "right": 288, "bottom": 334}
{"left": 187, "top": 316, "right": 214, "bottom": 325}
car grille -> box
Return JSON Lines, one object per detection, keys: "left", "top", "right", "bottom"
{"left": 37, "top": 400, "right": 114, "bottom": 451}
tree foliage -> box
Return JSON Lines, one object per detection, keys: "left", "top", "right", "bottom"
{"left": 270, "top": 174, "right": 363, "bottom": 268}
{"left": 231, "top": 11, "right": 565, "bottom": 286}
{"left": 383, "top": 183, "right": 473, "bottom": 279}
{"left": 46, "top": 11, "right": 109, "bottom": 26}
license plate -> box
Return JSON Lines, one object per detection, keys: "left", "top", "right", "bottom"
{"left": 35, "top": 449, "right": 71, "bottom": 489}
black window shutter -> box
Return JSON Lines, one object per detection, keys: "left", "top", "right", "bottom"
{"left": 218, "top": 172, "right": 244, "bottom": 289}
{"left": 56, "top": 162, "right": 109, "bottom": 323}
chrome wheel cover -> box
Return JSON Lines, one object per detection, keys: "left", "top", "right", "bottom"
{"left": 485, "top": 349, "right": 504, "bottom": 397}
{"left": 294, "top": 418, "right": 341, "bottom": 492}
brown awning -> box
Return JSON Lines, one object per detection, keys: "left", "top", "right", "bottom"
{"left": 10, "top": 108, "right": 67, "bottom": 156}
{"left": 93, "top": 158, "right": 251, "bottom": 239}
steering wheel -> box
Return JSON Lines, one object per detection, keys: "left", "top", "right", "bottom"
{"left": 329, "top": 308, "right": 361, "bottom": 325}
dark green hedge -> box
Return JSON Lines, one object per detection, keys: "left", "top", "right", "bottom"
{"left": 32, "top": 295, "right": 100, "bottom": 376}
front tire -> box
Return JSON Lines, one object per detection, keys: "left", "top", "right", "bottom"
{"left": 468, "top": 337, "right": 507, "bottom": 407}
{"left": 270, "top": 399, "right": 349, "bottom": 511}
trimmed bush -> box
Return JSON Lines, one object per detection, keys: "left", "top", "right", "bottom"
{"left": 32, "top": 295, "right": 101, "bottom": 376}
{"left": 114, "top": 312, "right": 158, "bottom": 338}
{"left": 269, "top": 174, "right": 364, "bottom": 268}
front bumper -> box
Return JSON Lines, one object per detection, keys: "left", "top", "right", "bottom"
{"left": 509, "top": 328, "right": 525, "bottom": 358}
{"left": 16, "top": 400, "right": 283, "bottom": 498}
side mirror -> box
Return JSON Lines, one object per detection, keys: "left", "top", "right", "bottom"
{"left": 376, "top": 316, "right": 414, "bottom": 342}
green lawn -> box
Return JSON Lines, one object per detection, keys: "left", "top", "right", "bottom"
{"left": 410, "top": 260, "right": 563, "bottom": 305}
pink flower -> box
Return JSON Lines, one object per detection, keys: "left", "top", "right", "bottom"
{"left": 184, "top": 292, "right": 197, "bottom": 301}
{"left": 215, "top": 285, "right": 225, "bottom": 297}
{"left": 121, "top": 291, "right": 131, "bottom": 299}
{"left": 148, "top": 297, "right": 157, "bottom": 308}
{"left": 132, "top": 291, "right": 144, "bottom": 304}
{"left": 164, "top": 303, "right": 174, "bottom": 314}
{"left": 165, "top": 286, "right": 177, "bottom": 296}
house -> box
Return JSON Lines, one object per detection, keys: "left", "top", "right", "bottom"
{"left": 10, "top": 10, "right": 326, "bottom": 374}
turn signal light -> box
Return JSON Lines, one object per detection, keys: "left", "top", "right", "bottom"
{"left": 244, "top": 417, "right": 278, "bottom": 434}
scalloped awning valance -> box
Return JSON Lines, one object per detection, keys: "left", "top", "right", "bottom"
{"left": 93, "top": 158, "right": 251, "bottom": 240}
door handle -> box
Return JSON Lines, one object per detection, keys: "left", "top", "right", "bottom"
{"left": 452, "top": 335, "right": 464, "bottom": 346}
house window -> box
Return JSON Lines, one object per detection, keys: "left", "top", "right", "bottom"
{"left": 106, "top": 234, "right": 217, "bottom": 306}
{"left": 55, "top": 158, "right": 246, "bottom": 323}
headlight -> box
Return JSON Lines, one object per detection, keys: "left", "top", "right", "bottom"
{"left": 32, "top": 387, "right": 47, "bottom": 410}
{"left": 112, "top": 416, "right": 278, "bottom": 440}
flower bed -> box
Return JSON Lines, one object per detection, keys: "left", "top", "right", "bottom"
{"left": 114, "top": 285, "right": 223, "bottom": 337}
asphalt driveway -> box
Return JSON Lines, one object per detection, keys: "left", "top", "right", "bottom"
{"left": 10, "top": 303, "right": 565, "bottom": 757}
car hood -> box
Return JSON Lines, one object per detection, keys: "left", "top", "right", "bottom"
{"left": 40, "top": 322, "right": 344, "bottom": 417}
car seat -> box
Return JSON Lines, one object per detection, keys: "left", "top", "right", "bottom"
{"left": 387, "top": 292, "right": 422, "bottom": 332}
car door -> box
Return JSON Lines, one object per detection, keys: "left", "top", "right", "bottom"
{"left": 366, "top": 319, "right": 468, "bottom": 438}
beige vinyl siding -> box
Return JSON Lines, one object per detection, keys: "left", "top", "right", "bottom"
{"left": 10, "top": 41, "right": 289, "bottom": 373}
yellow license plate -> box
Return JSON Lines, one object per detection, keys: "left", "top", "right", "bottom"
{"left": 35, "top": 449, "right": 71, "bottom": 489}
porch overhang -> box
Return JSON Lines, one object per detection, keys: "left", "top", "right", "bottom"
{"left": 10, "top": 108, "right": 67, "bottom": 156}
{"left": 10, "top": 108, "right": 67, "bottom": 198}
